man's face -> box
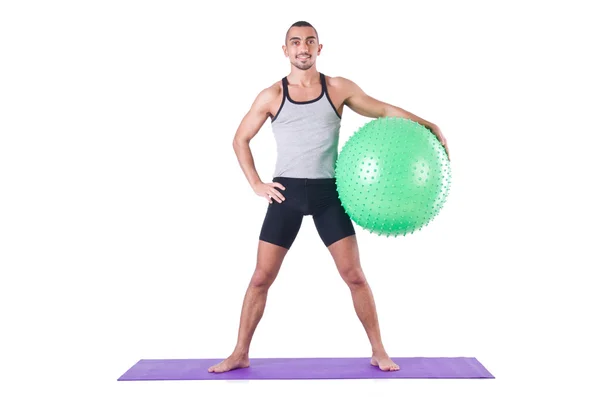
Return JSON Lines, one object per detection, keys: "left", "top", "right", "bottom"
{"left": 283, "top": 27, "right": 322, "bottom": 71}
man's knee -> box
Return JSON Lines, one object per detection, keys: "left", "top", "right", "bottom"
{"left": 250, "top": 268, "right": 277, "bottom": 289}
{"left": 341, "top": 267, "right": 367, "bottom": 286}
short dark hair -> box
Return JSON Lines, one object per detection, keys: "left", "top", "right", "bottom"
{"left": 285, "top": 21, "right": 319, "bottom": 44}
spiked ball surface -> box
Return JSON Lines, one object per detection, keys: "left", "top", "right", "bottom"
{"left": 335, "top": 117, "right": 452, "bottom": 237}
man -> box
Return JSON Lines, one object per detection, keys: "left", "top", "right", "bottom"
{"left": 208, "top": 21, "right": 449, "bottom": 373}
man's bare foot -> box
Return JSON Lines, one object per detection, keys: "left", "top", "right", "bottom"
{"left": 207, "top": 354, "right": 250, "bottom": 373}
{"left": 371, "top": 352, "right": 400, "bottom": 371}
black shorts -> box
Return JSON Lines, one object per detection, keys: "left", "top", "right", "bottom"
{"left": 259, "top": 177, "right": 356, "bottom": 249}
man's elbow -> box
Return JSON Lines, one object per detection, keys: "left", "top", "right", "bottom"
{"left": 232, "top": 137, "right": 249, "bottom": 151}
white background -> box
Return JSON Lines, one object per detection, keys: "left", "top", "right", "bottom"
{"left": 1, "top": 0, "right": 599, "bottom": 396}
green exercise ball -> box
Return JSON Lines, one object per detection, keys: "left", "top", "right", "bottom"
{"left": 335, "top": 117, "right": 451, "bottom": 237}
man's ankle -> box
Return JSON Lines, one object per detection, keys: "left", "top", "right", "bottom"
{"left": 233, "top": 347, "right": 249, "bottom": 357}
{"left": 372, "top": 347, "right": 387, "bottom": 356}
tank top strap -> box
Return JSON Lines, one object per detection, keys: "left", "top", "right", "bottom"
{"left": 319, "top": 72, "right": 327, "bottom": 94}
{"left": 282, "top": 76, "right": 290, "bottom": 100}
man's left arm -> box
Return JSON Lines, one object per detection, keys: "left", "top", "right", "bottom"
{"left": 342, "top": 78, "right": 450, "bottom": 160}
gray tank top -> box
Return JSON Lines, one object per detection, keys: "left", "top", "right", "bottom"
{"left": 270, "top": 72, "right": 342, "bottom": 178}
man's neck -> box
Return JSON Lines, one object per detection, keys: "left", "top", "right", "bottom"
{"left": 287, "top": 69, "right": 320, "bottom": 87}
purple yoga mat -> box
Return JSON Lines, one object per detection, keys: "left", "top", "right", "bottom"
{"left": 118, "top": 357, "right": 494, "bottom": 380}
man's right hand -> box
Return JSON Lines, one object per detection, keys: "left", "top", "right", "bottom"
{"left": 253, "top": 182, "right": 286, "bottom": 204}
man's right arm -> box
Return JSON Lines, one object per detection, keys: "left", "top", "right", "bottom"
{"left": 232, "top": 86, "right": 286, "bottom": 203}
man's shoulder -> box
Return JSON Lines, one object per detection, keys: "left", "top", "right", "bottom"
{"left": 255, "top": 80, "right": 283, "bottom": 103}
{"left": 248, "top": 80, "right": 282, "bottom": 111}
{"left": 326, "top": 75, "right": 350, "bottom": 84}
{"left": 324, "top": 75, "right": 358, "bottom": 91}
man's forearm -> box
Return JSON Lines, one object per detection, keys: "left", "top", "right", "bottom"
{"left": 383, "top": 104, "right": 437, "bottom": 131}
{"left": 233, "top": 139, "right": 262, "bottom": 189}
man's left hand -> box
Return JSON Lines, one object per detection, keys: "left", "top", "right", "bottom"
{"left": 428, "top": 124, "right": 450, "bottom": 161}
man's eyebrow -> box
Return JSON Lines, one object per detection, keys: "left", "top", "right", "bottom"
{"left": 289, "top": 36, "right": 317, "bottom": 41}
